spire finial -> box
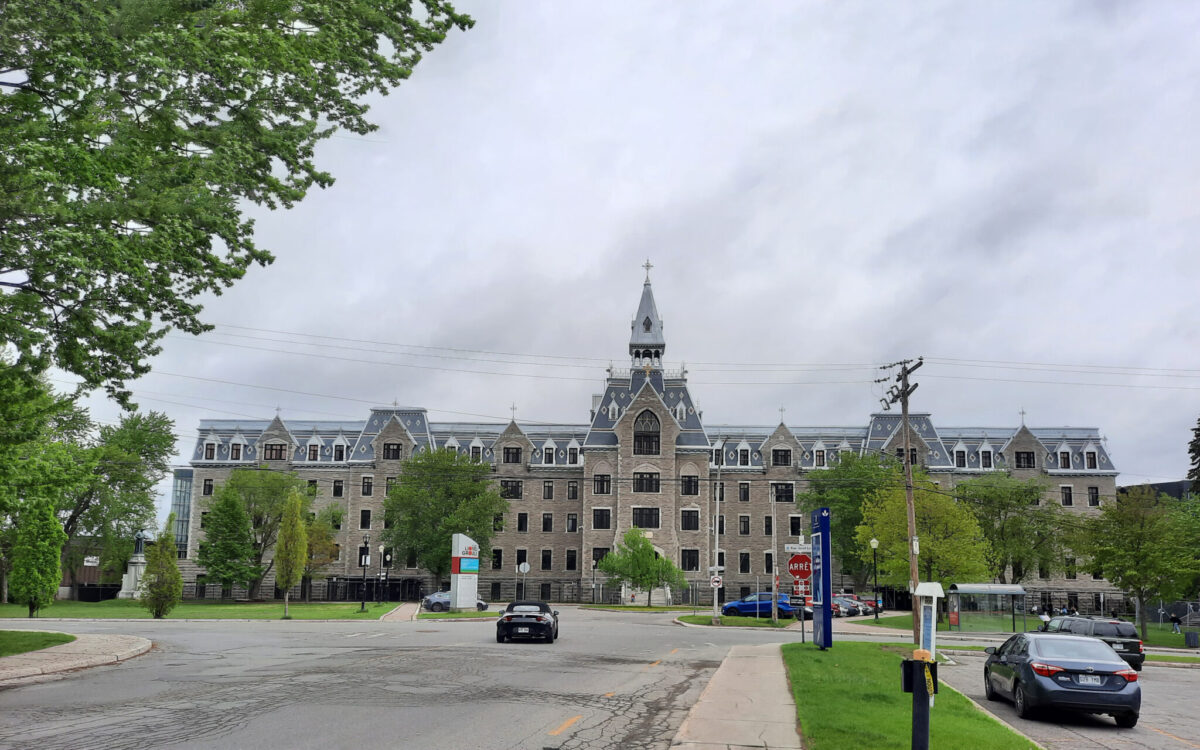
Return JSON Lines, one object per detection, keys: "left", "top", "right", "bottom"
{"left": 643, "top": 258, "right": 653, "bottom": 282}
{"left": 1019, "top": 407, "right": 1026, "bottom": 425}
{"left": 510, "top": 403, "right": 517, "bottom": 421}
{"left": 275, "top": 405, "right": 281, "bottom": 416}
{"left": 779, "top": 405, "right": 786, "bottom": 424}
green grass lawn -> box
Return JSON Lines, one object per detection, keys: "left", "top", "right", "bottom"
{"left": 677, "top": 614, "right": 792, "bottom": 628}
{"left": 782, "top": 642, "right": 1037, "bottom": 749}
{"left": 579, "top": 604, "right": 696, "bottom": 612}
{"left": 0, "top": 630, "right": 76, "bottom": 658}
{"left": 0, "top": 599, "right": 395, "bottom": 620}
{"left": 417, "top": 610, "right": 496, "bottom": 619}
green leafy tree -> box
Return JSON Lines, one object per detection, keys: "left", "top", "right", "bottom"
{"left": 800, "top": 452, "right": 901, "bottom": 587}
{"left": 219, "top": 468, "right": 312, "bottom": 599}
{"left": 196, "top": 485, "right": 256, "bottom": 598}
{"left": 9, "top": 498, "right": 68, "bottom": 617}
{"left": 1189, "top": 415, "right": 1200, "bottom": 494}
{"left": 274, "top": 491, "right": 308, "bottom": 619}
{"left": 856, "top": 472, "right": 989, "bottom": 591}
{"left": 953, "top": 473, "right": 1062, "bottom": 583}
{"left": 1077, "top": 486, "right": 1198, "bottom": 639}
{"left": 304, "top": 506, "right": 344, "bottom": 602}
{"left": 139, "top": 514, "right": 183, "bottom": 619}
{"left": 598, "top": 528, "right": 688, "bottom": 607}
{"left": 1, "top": 0, "right": 472, "bottom": 403}
{"left": 382, "top": 449, "right": 507, "bottom": 588}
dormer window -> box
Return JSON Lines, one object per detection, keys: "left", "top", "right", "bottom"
{"left": 981, "top": 450, "right": 992, "bottom": 469}
{"left": 633, "top": 410, "right": 660, "bottom": 455}
{"left": 1085, "top": 451, "right": 1097, "bottom": 469}
{"left": 814, "top": 450, "right": 826, "bottom": 468}
{"left": 308, "top": 445, "right": 319, "bottom": 461}
{"left": 230, "top": 444, "right": 241, "bottom": 461}
{"left": 543, "top": 447, "right": 555, "bottom": 465}
{"left": 713, "top": 448, "right": 724, "bottom": 465}
{"left": 382, "top": 443, "right": 402, "bottom": 460}
{"left": 204, "top": 443, "right": 215, "bottom": 460}
{"left": 263, "top": 443, "right": 287, "bottom": 461}
{"left": 569, "top": 447, "right": 578, "bottom": 464}
{"left": 1059, "top": 451, "right": 1071, "bottom": 469}
{"left": 503, "top": 446, "right": 522, "bottom": 464}
{"left": 471, "top": 446, "right": 482, "bottom": 462}
{"left": 738, "top": 449, "right": 749, "bottom": 466}
{"left": 955, "top": 450, "right": 966, "bottom": 468}
{"left": 334, "top": 445, "right": 344, "bottom": 462}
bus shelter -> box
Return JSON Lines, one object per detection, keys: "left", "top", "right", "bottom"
{"left": 947, "top": 584, "right": 1028, "bottom": 633}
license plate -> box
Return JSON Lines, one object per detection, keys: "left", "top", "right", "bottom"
{"left": 1078, "top": 674, "right": 1102, "bottom": 686}
{"left": 517, "top": 627, "right": 529, "bottom": 633}
{"left": 1113, "top": 644, "right": 1126, "bottom": 650}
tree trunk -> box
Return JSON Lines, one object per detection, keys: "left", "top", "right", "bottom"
{"left": 1136, "top": 595, "right": 1148, "bottom": 641}
{"left": 284, "top": 590, "right": 290, "bottom": 619}
{"left": 647, "top": 589, "right": 652, "bottom": 607}
{"left": 28, "top": 602, "right": 36, "bottom": 618}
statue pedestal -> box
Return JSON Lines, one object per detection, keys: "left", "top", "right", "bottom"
{"left": 117, "top": 554, "right": 147, "bottom": 599}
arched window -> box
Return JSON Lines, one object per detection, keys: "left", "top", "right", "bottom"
{"left": 643, "top": 316, "right": 652, "bottom": 332}
{"left": 633, "top": 410, "right": 660, "bottom": 455}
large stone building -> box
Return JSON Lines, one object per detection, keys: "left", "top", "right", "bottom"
{"left": 175, "top": 272, "right": 1122, "bottom": 611}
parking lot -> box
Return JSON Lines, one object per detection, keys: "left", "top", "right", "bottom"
{"left": 939, "top": 651, "right": 1200, "bottom": 749}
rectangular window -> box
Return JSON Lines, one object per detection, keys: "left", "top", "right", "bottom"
{"left": 718, "top": 551, "right": 725, "bottom": 568}
{"left": 633, "top": 472, "right": 660, "bottom": 493}
{"left": 713, "top": 448, "right": 724, "bottom": 465}
{"left": 593, "top": 508, "right": 611, "bottom": 530}
{"left": 230, "top": 444, "right": 241, "bottom": 461}
{"left": 633, "top": 433, "right": 660, "bottom": 456}
{"left": 712, "top": 482, "right": 725, "bottom": 502}
{"left": 1060, "top": 451, "right": 1071, "bottom": 470}
{"left": 814, "top": 450, "right": 826, "bottom": 467}
{"left": 517, "top": 513, "right": 528, "bottom": 532}
{"left": 771, "top": 483, "right": 794, "bottom": 503}
{"left": 955, "top": 450, "right": 966, "bottom": 468}
{"left": 739, "top": 552, "right": 750, "bottom": 574}
{"left": 1087, "top": 487, "right": 1099, "bottom": 507}
{"left": 593, "top": 547, "right": 609, "bottom": 564}
{"left": 359, "top": 509, "right": 371, "bottom": 529}
{"left": 264, "top": 443, "right": 286, "bottom": 461}
{"left": 567, "top": 480, "right": 579, "bottom": 500}
{"left": 204, "top": 443, "right": 215, "bottom": 460}
{"left": 681, "top": 476, "right": 699, "bottom": 495}
{"left": 569, "top": 447, "right": 578, "bottom": 464}
{"left": 681, "top": 549, "right": 699, "bottom": 572}
{"left": 332, "top": 480, "right": 344, "bottom": 498}
{"left": 1065, "top": 557, "right": 1077, "bottom": 580}
{"left": 738, "top": 515, "right": 750, "bottom": 535}
{"left": 739, "top": 449, "right": 750, "bottom": 466}
{"left": 516, "top": 549, "right": 527, "bottom": 566}
{"left": 308, "top": 445, "right": 319, "bottom": 461}
{"left": 1060, "top": 486, "right": 1073, "bottom": 506}
{"left": 739, "top": 482, "right": 750, "bottom": 502}
{"left": 543, "top": 481, "right": 554, "bottom": 500}
{"left": 1092, "top": 568, "right": 1104, "bottom": 581}
{"left": 361, "top": 476, "right": 373, "bottom": 496}
{"left": 566, "top": 513, "right": 578, "bottom": 532}
{"left": 200, "top": 512, "right": 208, "bottom": 529}
{"left": 307, "top": 479, "right": 317, "bottom": 492}
{"left": 765, "top": 552, "right": 774, "bottom": 575}
{"left": 503, "top": 446, "right": 522, "bottom": 464}
{"left": 493, "top": 513, "right": 504, "bottom": 531}
{"left": 1038, "top": 564, "right": 1049, "bottom": 579}
{"left": 542, "top": 513, "right": 553, "bottom": 532}
{"left": 772, "top": 449, "right": 792, "bottom": 467}
{"left": 566, "top": 549, "right": 577, "bottom": 571}
{"left": 981, "top": 450, "right": 992, "bottom": 469}
{"left": 1086, "top": 451, "right": 1097, "bottom": 469}
{"left": 382, "top": 443, "right": 402, "bottom": 460}
{"left": 492, "top": 549, "right": 503, "bottom": 570}
{"left": 500, "top": 480, "right": 523, "bottom": 499}
{"left": 202, "top": 478, "right": 213, "bottom": 496}
{"left": 333, "top": 444, "right": 344, "bottom": 461}
{"left": 632, "top": 507, "right": 661, "bottom": 529}
{"left": 543, "top": 447, "right": 554, "bottom": 465}
{"left": 593, "top": 474, "right": 612, "bottom": 495}
{"left": 541, "top": 549, "right": 552, "bottom": 570}
{"left": 471, "top": 446, "right": 482, "bottom": 462}
{"left": 764, "top": 516, "right": 772, "bottom": 536}
{"left": 789, "top": 516, "right": 803, "bottom": 536}
{"left": 681, "top": 509, "right": 699, "bottom": 531}
{"left": 1016, "top": 451, "right": 1035, "bottom": 469}
{"left": 718, "top": 515, "right": 725, "bottom": 535}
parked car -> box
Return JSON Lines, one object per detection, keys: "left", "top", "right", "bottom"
{"left": 496, "top": 600, "right": 559, "bottom": 643}
{"left": 422, "top": 591, "right": 488, "bottom": 612}
{"left": 833, "top": 597, "right": 863, "bottom": 617}
{"left": 984, "top": 632, "right": 1140, "bottom": 727}
{"left": 721, "top": 592, "right": 798, "bottom": 618}
{"left": 1040, "top": 616, "right": 1144, "bottom": 671}
{"left": 804, "top": 597, "right": 842, "bottom": 617}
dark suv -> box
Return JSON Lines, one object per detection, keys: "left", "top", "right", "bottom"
{"left": 1042, "top": 616, "right": 1144, "bottom": 670}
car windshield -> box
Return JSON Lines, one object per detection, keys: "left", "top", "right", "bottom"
{"left": 506, "top": 602, "right": 550, "bottom": 613}
{"left": 1092, "top": 621, "right": 1137, "bottom": 638}
{"left": 1033, "top": 638, "right": 1120, "bottom": 660}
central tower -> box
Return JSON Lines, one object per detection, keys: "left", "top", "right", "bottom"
{"left": 629, "top": 259, "right": 665, "bottom": 369}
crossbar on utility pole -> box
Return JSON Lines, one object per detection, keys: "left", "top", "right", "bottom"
{"left": 880, "top": 357, "right": 923, "bottom": 648}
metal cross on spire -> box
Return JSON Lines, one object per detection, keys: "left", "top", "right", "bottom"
{"left": 510, "top": 403, "right": 517, "bottom": 421}
{"left": 643, "top": 258, "right": 653, "bottom": 281}
{"left": 1019, "top": 407, "right": 1026, "bottom": 425}
{"left": 778, "top": 405, "right": 786, "bottom": 424}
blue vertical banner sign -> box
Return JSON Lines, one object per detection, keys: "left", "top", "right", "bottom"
{"left": 810, "top": 507, "right": 833, "bottom": 649}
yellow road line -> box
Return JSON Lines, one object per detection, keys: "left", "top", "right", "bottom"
{"left": 647, "top": 660, "right": 661, "bottom": 668}
{"left": 1150, "top": 727, "right": 1200, "bottom": 749}
{"left": 548, "top": 715, "right": 582, "bottom": 736}
{"left": 670, "top": 648, "right": 679, "bottom": 654}
{"left": 604, "top": 692, "right": 614, "bottom": 697}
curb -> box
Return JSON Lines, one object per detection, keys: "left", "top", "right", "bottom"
{"left": 0, "top": 633, "right": 151, "bottom": 685}
{"left": 943, "top": 677, "right": 1048, "bottom": 750}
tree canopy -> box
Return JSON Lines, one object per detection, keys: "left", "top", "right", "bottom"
{"left": 953, "top": 473, "right": 1062, "bottom": 584}
{"left": 598, "top": 528, "right": 688, "bottom": 607}
{"left": 213, "top": 467, "right": 312, "bottom": 598}
{"left": 274, "top": 490, "right": 308, "bottom": 618}
{"left": 382, "top": 449, "right": 507, "bottom": 586}
{"left": 0, "top": 0, "right": 472, "bottom": 402}
{"left": 139, "top": 513, "right": 183, "bottom": 619}
{"left": 196, "top": 483, "right": 256, "bottom": 595}
{"left": 9, "top": 497, "right": 67, "bottom": 617}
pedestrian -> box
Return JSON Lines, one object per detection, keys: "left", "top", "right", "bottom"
{"left": 1171, "top": 612, "right": 1182, "bottom": 634}
{"left": 1038, "top": 610, "right": 1051, "bottom": 629}
{"left": 1068, "top": 606, "right": 1078, "bottom": 616}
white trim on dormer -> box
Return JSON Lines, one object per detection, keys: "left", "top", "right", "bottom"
{"left": 812, "top": 440, "right": 828, "bottom": 469}
{"left": 1082, "top": 441, "right": 1099, "bottom": 470}
{"left": 735, "top": 440, "right": 751, "bottom": 466}
{"left": 443, "top": 436, "right": 461, "bottom": 452}
{"left": 1053, "top": 441, "right": 1073, "bottom": 470}
{"left": 542, "top": 438, "right": 558, "bottom": 465}
{"left": 951, "top": 440, "right": 968, "bottom": 469}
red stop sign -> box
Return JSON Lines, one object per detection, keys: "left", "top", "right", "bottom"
{"left": 788, "top": 554, "right": 812, "bottom": 580}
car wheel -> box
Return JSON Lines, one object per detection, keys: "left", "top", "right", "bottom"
{"left": 1115, "top": 712, "right": 1138, "bottom": 728}
{"left": 546, "top": 630, "right": 555, "bottom": 644}
{"left": 983, "top": 670, "right": 997, "bottom": 701}
{"left": 1014, "top": 683, "right": 1034, "bottom": 719}
{"left": 477, "top": 602, "right": 487, "bottom": 611}
{"left": 496, "top": 631, "right": 505, "bottom": 643}
{"left": 431, "top": 602, "right": 445, "bottom": 612}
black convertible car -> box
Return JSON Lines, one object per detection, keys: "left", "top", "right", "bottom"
{"left": 496, "top": 601, "right": 559, "bottom": 643}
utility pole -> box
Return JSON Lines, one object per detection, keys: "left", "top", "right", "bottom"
{"left": 712, "top": 436, "right": 724, "bottom": 625}
{"left": 879, "top": 357, "right": 923, "bottom": 647}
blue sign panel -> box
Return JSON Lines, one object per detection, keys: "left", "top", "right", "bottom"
{"left": 810, "top": 507, "right": 833, "bottom": 649}
{"left": 460, "top": 557, "right": 479, "bottom": 573}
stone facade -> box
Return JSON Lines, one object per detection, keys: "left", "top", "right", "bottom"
{"left": 174, "top": 274, "right": 1122, "bottom": 609}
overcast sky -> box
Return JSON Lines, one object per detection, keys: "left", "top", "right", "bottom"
{"left": 74, "top": 2, "right": 1200, "bottom": 519}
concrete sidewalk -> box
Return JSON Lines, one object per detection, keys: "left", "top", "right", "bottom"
{"left": 0, "top": 633, "right": 151, "bottom": 685}
{"left": 671, "top": 643, "right": 802, "bottom": 749}
{"left": 379, "top": 602, "right": 420, "bottom": 622}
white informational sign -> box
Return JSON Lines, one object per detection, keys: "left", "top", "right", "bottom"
{"left": 783, "top": 543, "right": 812, "bottom": 554}
{"left": 914, "top": 582, "right": 945, "bottom": 661}
{"left": 84, "top": 556, "right": 100, "bottom": 567}
{"left": 449, "top": 533, "right": 480, "bottom": 611}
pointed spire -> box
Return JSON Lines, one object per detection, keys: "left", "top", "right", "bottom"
{"left": 629, "top": 261, "right": 665, "bottom": 366}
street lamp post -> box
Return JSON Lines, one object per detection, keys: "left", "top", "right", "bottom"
{"left": 591, "top": 560, "right": 597, "bottom": 604}
{"left": 377, "top": 544, "right": 385, "bottom": 604}
{"left": 382, "top": 547, "right": 392, "bottom": 603}
{"left": 359, "top": 533, "right": 370, "bottom": 613}
{"left": 870, "top": 537, "right": 880, "bottom": 622}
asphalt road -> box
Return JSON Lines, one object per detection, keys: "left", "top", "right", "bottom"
{"left": 0, "top": 608, "right": 800, "bottom": 750}
{"left": 939, "top": 651, "right": 1200, "bottom": 749}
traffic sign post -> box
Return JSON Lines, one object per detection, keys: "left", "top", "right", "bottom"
{"left": 709, "top": 575, "right": 723, "bottom": 589}
{"left": 788, "top": 553, "right": 812, "bottom": 581}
